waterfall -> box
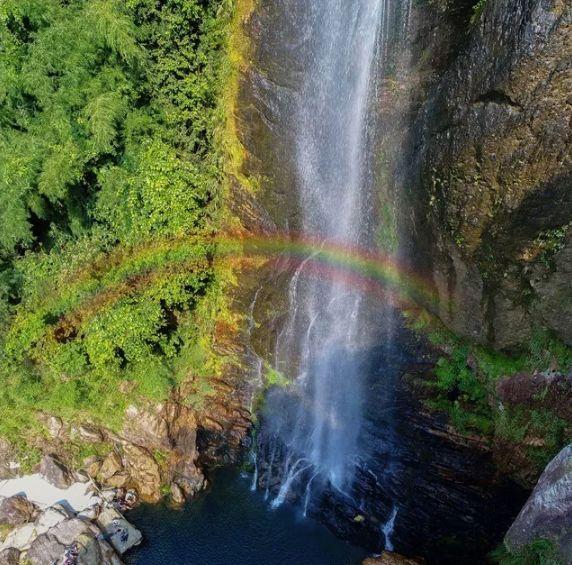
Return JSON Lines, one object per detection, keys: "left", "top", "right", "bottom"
{"left": 382, "top": 505, "right": 399, "bottom": 551}
{"left": 261, "top": 0, "right": 389, "bottom": 503}
{"left": 256, "top": 0, "right": 415, "bottom": 518}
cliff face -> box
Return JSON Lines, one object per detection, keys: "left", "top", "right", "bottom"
{"left": 401, "top": 0, "right": 571, "bottom": 350}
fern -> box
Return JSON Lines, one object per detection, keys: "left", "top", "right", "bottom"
{"left": 84, "top": 92, "right": 126, "bottom": 154}
{"left": 86, "top": 1, "right": 142, "bottom": 64}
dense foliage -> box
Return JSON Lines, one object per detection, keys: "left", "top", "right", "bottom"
{"left": 0, "top": 0, "right": 236, "bottom": 447}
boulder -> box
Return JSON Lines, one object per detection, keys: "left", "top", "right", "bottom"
{"left": 174, "top": 471, "right": 205, "bottom": 498}
{"left": 83, "top": 456, "right": 103, "bottom": 479}
{"left": 79, "top": 425, "right": 104, "bottom": 443}
{"left": 0, "top": 496, "right": 39, "bottom": 527}
{"left": 47, "top": 416, "right": 64, "bottom": 439}
{"left": 0, "top": 441, "right": 19, "bottom": 480}
{"left": 105, "top": 473, "right": 130, "bottom": 489}
{"left": 26, "top": 517, "right": 121, "bottom": 565}
{"left": 95, "top": 506, "right": 142, "bottom": 555}
{"left": 39, "top": 454, "right": 74, "bottom": 489}
{"left": 34, "top": 506, "right": 70, "bottom": 535}
{"left": 122, "top": 404, "right": 171, "bottom": 450}
{"left": 497, "top": 372, "right": 572, "bottom": 422}
{"left": 122, "top": 444, "right": 161, "bottom": 502}
{"left": 98, "top": 452, "right": 125, "bottom": 487}
{"left": 0, "top": 548, "right": 20, "bottom": 565}
{"left": 363, "top": 552, "right": 424, "bottom": 564}
{"left": 505, "top": 443, "right": 572, "bottom": 561}
{"left": 0, "top": 522, "right": 36, "bottom": 551}
{"left": 170, "top": 482, "right": 185, "bottom": 505}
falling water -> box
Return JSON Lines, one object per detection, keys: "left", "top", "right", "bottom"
{"left": 252, "top": 0, "right": 418, "bottom": 525}
{"left": 382, "top": 505, "right": 399, "bottom": 551}
{"left": 259, "top": 0, "right": 391, "bottom": 504}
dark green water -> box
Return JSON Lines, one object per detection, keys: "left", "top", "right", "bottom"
{"left": 125, "top": 468, "right": 368, "bottom": 565}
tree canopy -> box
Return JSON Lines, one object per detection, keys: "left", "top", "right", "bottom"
{"left": 0, "top": 0, "right": 235, "bottom": 448}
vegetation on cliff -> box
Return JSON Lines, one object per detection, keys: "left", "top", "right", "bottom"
{"left": 0, "top": 0, "right": 242, "bottom": 454}
{"left": 406, "top": 308, "right": 572, "bottom": 483}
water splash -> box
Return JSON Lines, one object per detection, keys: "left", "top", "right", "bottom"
{"left": 271, "top": 458, "right": 311, "bottom": 509}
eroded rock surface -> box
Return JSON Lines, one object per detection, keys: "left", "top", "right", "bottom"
{"left": 505, "top": 443, "right": 572, "bottom": 561}
{"left": 0, "top": 548, "right": 20, "bottom": 565}
{"left": 0, "top": 498, "right": 141, "bottom": 564}
{"left": 399, "top": 0, "right": 572, "bottom": 350}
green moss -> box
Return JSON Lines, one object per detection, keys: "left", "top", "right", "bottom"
{"left": 490, "top": 539, "right": 562, "bottom": 565}
{"left": 0, "top": 524, "right": 14, "bottom": 543}
{"left": 470, "top": 0, "right": 487, "bottom": 25}
{"left": 264, "top": 364, "right": 290, "bottom": 388}
{"left": 534, "top": 223, "right": 571, "bottom": 268}
{"left": 376, "top": 199, "right": 398, "bottom": 255}
{"left": 68, "top": 440, "right": 112, "bottom": 470}
{"left": 496, "top": 407, "right": 569, "bottom": 470}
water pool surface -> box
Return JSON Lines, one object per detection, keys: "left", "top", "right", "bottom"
{"left": 125, "top": 468, "right": 368, "bottom": 565}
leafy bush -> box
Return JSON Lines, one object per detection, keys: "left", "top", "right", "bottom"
{"left": 407, "top": 308, "right": 572, "bottom": 464}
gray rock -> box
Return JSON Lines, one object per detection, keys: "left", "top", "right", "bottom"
{"left": 505, "top": 443, "right": 572, "bottom": 561}
{"left": 98, "top": 452, "right": 124, "bottom": 482}
{"left": 0, "top": 548, "right": 20, "bottom": 565}
{"left": 26, "top": 517, "right": 121, "bottom": 565}
{"left": 170, "top": 482, "right": 185, "bottom": 505}
{"left": 47, "top": 416, "right": 64, "bottom": 439}
{"left": 34, "top": 505, "right": 70, "bottom": 535}
{"left": 39, "top": 454, "right": 74, "bottom": 489}
{"left": 95, "top": 506, "right": 142, "bottom": 555}
{"left": 0, "top": 440, "right": 19, "bottom": 480}
{"left": 0, "top": 496, "right": 39, "bottom": 526}
{"left": 0, "top": 522, "right": 36, "bottom": 551}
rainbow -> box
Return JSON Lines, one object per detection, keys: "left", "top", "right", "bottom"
{"left": 219, "top": 230, "right": 439, "bottom": 307}
{"left": 7, "top": 229, "right": 440, "bottom": 350}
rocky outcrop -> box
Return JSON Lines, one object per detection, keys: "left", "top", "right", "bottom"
{"left": 121, "top": 445, "right": 161, "bottom": 503}
{"left": 492, "top": 371, "right": 572, "bottom": 486}
{"left": 0, "top": 548, "right": 20, "bottom": 565}
{"left": 497, "top": 371, "right": 572, "bottom": 423}
{"left": 26, "top": 517, "right": 121, "bottom": 565}
{"left": 399, "top": 0, "right": 572, "bottom": 351}
{"left": 0, "top": 496, "right": 141, "bottom": 564}
{"left": 505, "top": 443, "right": 572, "bottom": 561}
{"left": 95, "top": 506, "right": 143, "bottom": 556}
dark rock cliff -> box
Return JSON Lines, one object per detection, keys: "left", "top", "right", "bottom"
{"left": 399, "top": 0, "right": 571, "bottom": 350}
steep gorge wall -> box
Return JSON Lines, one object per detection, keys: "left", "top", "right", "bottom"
{"left": 400, "top": 0, "right": 571, "bottom": 350}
